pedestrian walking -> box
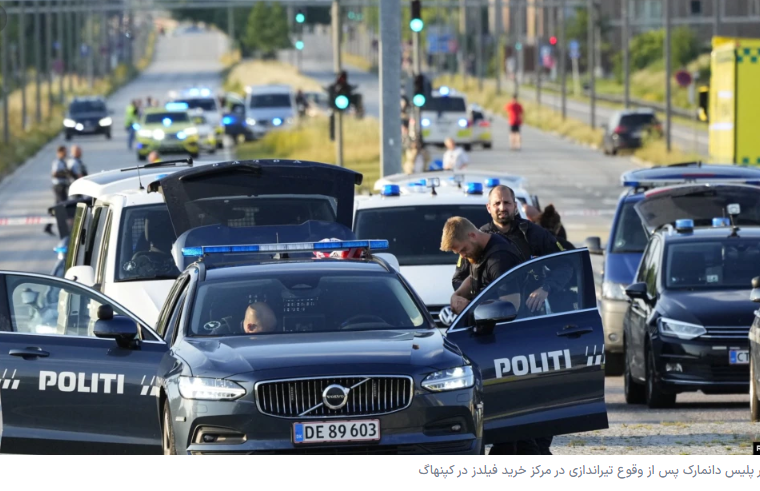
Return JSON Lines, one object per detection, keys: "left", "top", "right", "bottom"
{"left": 51, "top": 146, "right": 72, "bottom": 204}
{"left": 67, "top": 145, "right": 88, "bottom": 180}
{"left": 442, "top": 137, "right": 469, "bottom": 171}
{"left": 125, "top": 100, "right": 139, "bottom": 150}
{"left": 505, "top": 95, "right": 524, "bottom": 150}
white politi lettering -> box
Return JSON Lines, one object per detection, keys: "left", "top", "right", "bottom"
{"left": 528, "top": 354, "right": 543, "bottom": 373}
{"left": 37, "top": 372, "right": 124, "bottom": 394}
{"left": 548, "top": 350, "right": 563, "bottom": 370}
{"left": 40, "top": 371, "right": 57, "bottom": 390}
{"left": 512, "top": 356, "right": 529, "bottom": 376}
{"left": 563, "top": 349, "right": 572, "bottom": 369}
{"left": 91, "top": 373, "right": 99, "bottom": 393}
{"left": 494, "top": 358, "right": 511, "bottom": 378}
{"left": 493, "top": 349, "right": 577, "bottom": 378}
{"left": 541, "top": 352, "right": 549, "bottom": 372}
{"left": 59, "top": 372, "right": 76, "bottom": 392}
{"left": 117, "top": 374, "right": 125, "bottom": 395}
{"left": 100, "top": 373, "right": 116, "bottom": 394}
{"left": 77, "top": 373, "right": 90, "bottom": 393}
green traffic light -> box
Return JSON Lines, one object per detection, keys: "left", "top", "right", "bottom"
{"left": 295, "top": 13, "right": 305, "bottom": 23}
{"left": 295, "top": 41, "right": 304, "bottom": 50}
{"left": 410, "top": 18, "right": 424, "bottom": 32}
{"left": 412, "top": 94, "right": 426, "bottom": 107}
{"left": 335, "top": 95, "right": 350, "bottom": 110}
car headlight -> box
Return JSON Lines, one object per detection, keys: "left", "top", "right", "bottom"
{"left": 99, "top": 117, "right": 112, "bottom": 126}
{"left": 246, "top": 117, "right": 256, "bottom": 126}
{"left": 658, "top": 317, "right": 706, "bottom": 340}
{"left": 602, "top": 281, "right": 628, "bottom": 301}
{"left": 422, "top": 366, "right": 474, "bottom": 392}
{"left": 63, "top": 118, "right": 76, "bottom": 128}
{"left": 286, "top": 117, "right": 294, "bottom": 125}
{"left": 138, "top": 129, "right": 153, "bottom": 137}
{"left": 152, "top": 129, "right": 165, "bottom": 140}
{"left": 178, "top": 377, "right": 246, "bottom": 401}
{"left": 183, "top": 127, "right": 198, "bottom": 135}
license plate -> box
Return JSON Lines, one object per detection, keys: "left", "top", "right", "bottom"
{"left": 293, "top": 420, "right": 380, "bottom": 444}
{"left": 729, "top": 350, "right": 749, "bottom": 365}
{"left": 632, "top": 131, "right": 643, "bottom": 138}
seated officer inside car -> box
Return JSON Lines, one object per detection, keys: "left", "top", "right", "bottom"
{"left": 211, "top": 302, "right": 278, "bottom": 335}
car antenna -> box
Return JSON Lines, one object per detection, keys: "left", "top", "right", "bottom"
{"left": 136, "top": 164, "right": 144, "bottom": 190}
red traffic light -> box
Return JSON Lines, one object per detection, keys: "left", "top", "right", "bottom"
{"left": 549, "top": 36, "right": 558, "bottom": 46}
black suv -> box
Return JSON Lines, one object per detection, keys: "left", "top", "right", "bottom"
{"left": 64, "top": 97, "right": 112, "bottom": 140}
{"left": 623, "top": 184, "right": 760, "bottom": 408}
{"left": 602, "top": 109, "right": 662, "bottom": 155}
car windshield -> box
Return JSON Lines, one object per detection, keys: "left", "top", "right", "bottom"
{"left": 620, "top": 114, "right": 657, "bottom": 128}
{"left": 249, "top": 94, "right": 292, "bottom": 109}
{"left": 115, "top": 204, "right": 180, "bottom": 282}
{"left": 611, "top": 201, "right": 649, "bottom": 253}
{"left": 70, "top": 101, "right": 106, "bottom": 113}
{"left": 144, "top": 112, "right": 189, "bottom": 124}
{"left": 175, "top": 98, "right": 217, "bottom": 111}
{"left": 424, "top": 97, "right": 467, "bottom": 112}
{"left": 665, "top": 239, "right": 760, "bottom": 290}
{"left": 354, "top": 205, "right": 491, "bottom": 266}
{"left": 189, "top": 272, "right": 426, "bottom": 336}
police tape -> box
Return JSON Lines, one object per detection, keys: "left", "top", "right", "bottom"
{"left": 0, "top": 216, "right": 56, "bottom": 226}
{"left": 561, "top": 209, "right": 616, "bottom": 217}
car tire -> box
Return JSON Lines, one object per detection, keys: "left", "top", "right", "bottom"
{"left": 751, "top": 358, "right": 759, "bottom": 423}
{"left": 483, "top": 143, "right": 492, "bottom": 150}
{"left": 105, "top": 131, "right": 112, "bottom": 140}
{"left": 208, "top": 147, "right": 216, "bottom": 155}
{"left": 162, "top": 403, "right": 177, "bottom": 455}
{"left": 611, "top": 148, "right": 618, "bottom": 156}
{"left": 216, "top": 140, "right": 223, "bottom": 149}
{"left": 65, "top": 132, "right": 72, "bottom": 141}
{"left": 646, "top": 346, "right": 676, "bottom": 408}
{"left": 605, "top": 352, "right": 624, "bottom": 376}
{"left": 463, "top": 144, "right": 472, "bottom": 151}
{"left": 624, "top": 340, "right": 646, "bottom": 404}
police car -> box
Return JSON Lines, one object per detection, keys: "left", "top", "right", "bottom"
{"left": 622, "top": 183, "right": 760, "bottom": 408}
{"left": 244, "top": 85, "right": 297, "bottom": 139}
{"left": 168, "top": 87, "right": 224, "bottom": 149}
{"left": 420, "top": 88, "right": 474, "bottom": 151}
{"left": 188, "top": 109, "right": 218, "bottom": 154}
{"left": 354, "top": 180, "right": 528, "bottom": 327}
{"left": 0, "top": 212, "right": 608, "bottom": 454}
{"left": 468, "top": 104, "right": 493, "bottom": 150}
{"left": 750, "top": 276, "right": 760, "bottom": 422}
{"left": 134, "top": 103, "right": 200, "bottom": 161}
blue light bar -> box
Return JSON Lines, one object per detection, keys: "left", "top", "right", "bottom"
{"left": 165, "top": 102, "right": 188, "bottom": 111}
{"left": 273, "top": 117, "right": 283, "bottom": 126}
{"left": 439, "top": 86, "right": 450, "bottom": 96}
{"left": 712, "top": 217, "right": 730, "bottom": 227}
{"left": 485, "top": 178, "right": 500, "bottom": 187}
{"left": 622, "top": 180, "right": 640, "bottom": 188}
{"left": 162, "top": 118, "right": 172, "bottom": 127}
{"left": 466, "top": 182, "right": 483, "bottom": 195}
{"left": 182, "top": 240, "right": 389, "bottom": 257}
{"left": 222, "top": 116, "right": 233, "bottom": 126}
{"left": 675, "top": 219, "right": 694, "bottom": 232}
{"left": 54, "top": 245, "right": 67, "bottom": 254}
{"left": 381, "top": 184, "right": 400, "bottom": 196}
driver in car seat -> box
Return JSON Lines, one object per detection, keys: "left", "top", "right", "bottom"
{"left": 243, "top": 302, "right": 278, "bottom": 334}
{"left": 129, "top": 213, "right": 178, "bottom": 276}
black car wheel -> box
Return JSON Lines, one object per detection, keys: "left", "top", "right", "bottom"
{"left": 483, "top": 142, "right": 492, "bottom": 150}
{"left": 105, "top": 131, "right": 112, "bottom": 140}
{"left": 463, "top": 144, "right": 472, "bottom": 152}
{"left": 624, "top": 340, "right": 645, "bottom": 404}
{"left": 751, "top": 358, "right": 759, "bottom": 423}
{"left": 605, "top": 352, "right": 624, "bottom": 376}
{"left": 65, "top": 132, "right": 72, "bottom": 141}
{"left": 162, "top": 403, "right": 177, "bottom": 455}
{"left": 646, "top": 346, "right": 676, "bottom": 408}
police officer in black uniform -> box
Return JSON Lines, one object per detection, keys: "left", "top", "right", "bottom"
{"left": 451, "top": 185, "right": 571, "bottom": 455}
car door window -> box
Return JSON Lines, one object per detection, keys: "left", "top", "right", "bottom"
{"left": 454, "top": 251, "right": 591, "bottom": 329}
{"left": 155, "top": 275, "right": 189, "bottom": 338}
{"left": 91, "top": 208, "right": 112, "bottom": 285}
{"left": 84, "top": 207, "right": 107, "bottom": 266}
{"left": 645, "top": 238, "right": 661, "bottom": 296}
{"left": 5, "top": 274, "right": 134, "bottom": 338}
{"left": 636, "top": 240, "right": 655, "bottom": 284}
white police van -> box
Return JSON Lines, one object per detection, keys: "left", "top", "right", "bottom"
{"left": 419, "top": 87, "right": 474, "bottom": 150}
{"left": 354, "top": 179, "right": 528, "bottom": 328}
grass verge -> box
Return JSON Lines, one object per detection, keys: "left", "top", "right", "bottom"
{"left": 223, "top": 59, "right": 324, "bottom": 96}
{"left": 0, "top": 29, "right": 157, "bottom": 181}
{"left": 341, "top": 51, "right": 377, "bottom": 74}
{"left": 236, "top": 115, "right": 380, "bottom": 193}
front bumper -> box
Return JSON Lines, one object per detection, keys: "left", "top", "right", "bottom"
{"left": 653, "top": 336, "right": 750, "bottom": 393}
{"left": 65, "top": 123, "right": 111, "bottom": 135}
{"left": 421, "top": 128, "right": 473, "bottom": 145}
{"left": 136, "top": 136, "right": 199, "bottom": 156}
{"left": 600, "top": 298, "right": 627, "bottom": 352}
{"left": 170, "top": 385, "right": 481, "bottom": 455}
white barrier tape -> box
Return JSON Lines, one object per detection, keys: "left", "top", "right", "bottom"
{"left": 0, "top": 216, "right": 56, "bottom": 226}
{"left": 561, "top": 209, "right": 616, "bottom": 217}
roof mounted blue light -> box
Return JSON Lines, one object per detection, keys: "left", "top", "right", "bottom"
{"left": 712, "top": 217, "right": 731, "bottom": 227}
{"left": 466, "top": 182, "right": 483, "bottom": 195}
{"left": 439, "top": 86, "right": 450, "bottom": 96}
{"left": 485, "top": 178, "right": 500, "bottom": 188}
{"left": 675, "top": 218, "right": 694, "bottom": 233}
{"left": 54, "top": 245, "right": 67, "bottom": 254}
{"left": 165, "top": 102, "right": 188, "bottom": 111}
{"left": 182, "top": 240, "right": 389, "bottom": 257}
{"left": 622, "top": 180, "right": 640, "bottom": 188}
{"left": 381, "top": 184, "right": 400, "bottom": 196}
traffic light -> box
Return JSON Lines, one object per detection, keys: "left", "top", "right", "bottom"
{"left": 413, "top": 74, "right": 426, "bottom": 107}
{"left": 410, "top": 0, "right": 423, "bottom": 32}
{"left": 515, "top": 42, "right": 523, "bottom": 51}
{"left": 549, "top": 36, "right": 558, "bottom": 46}
{"left": 295, "top": 40, "right": 304, "bottom": 51}
{"left": 329, "top": 71, "right": 353, "bottom": 111}
{"left": 295, "top": 10, "right": 305, "bottom": 24}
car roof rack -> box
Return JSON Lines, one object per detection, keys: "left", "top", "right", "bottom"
{"left": 119, "top": 158, "right": 194, "bottom": 173}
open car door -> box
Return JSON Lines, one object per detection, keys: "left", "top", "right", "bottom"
{"left": 446, "top": 249, "right": 608, "bottom": 444}
{"left": 635, "top": 183, "right": 760, "bottom": 233}
{"left": 147, "top": 159, "right": 362, "bottom": 238}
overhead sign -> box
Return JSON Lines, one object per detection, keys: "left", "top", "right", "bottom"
{"left": 569, "top": 40, "right": 580, "bottom": 59}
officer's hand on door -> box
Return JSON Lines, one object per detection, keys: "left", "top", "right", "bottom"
{"left": 526, "top": 287, "right": 549, "bottom": 312}
{"left": 451, "top": 295, "right": 471, "bottom": 315}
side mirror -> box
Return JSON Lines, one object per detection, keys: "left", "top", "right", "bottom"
{"left": 625, "top": 282, "right": 649, "bottom": 301}
{"left": 585, "top": 237, "right": 604, "bottom": 255}
{"left": 93, "top": 309, "right": 139, "bottom": 348}
{"left": 751, "top": 276, "right": 760, "bottom": 303}
{"left": 64, "top": 265, "right": 95, "bottom": 287}
{"left": 473, "top": 300, "right": 517, "bottom": 335}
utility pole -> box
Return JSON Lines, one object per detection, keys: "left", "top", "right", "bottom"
{"left": 494, "top": 0, "right": 503, "bottom": 94}
{"left": 34, "top": 0, "right": 42, "bottom": 124}
{"left": 665, "top": 0, "right": 672, "bottom": 152}
{"left": 622, "top": 0, "right": 630, "bottom": 108}
{"left": 68, "top": 0, "right": 74, "bottom": 93}
{"left": 587, "top": 0, "right": 595, "bottom": 129}
{"left": 380, "top": 0, "right": 402, "bottom": 177}
{"left": 46, "top": 0, "right": 54, "bottom": 114}
{"left": 559, "top": 0, "right": 566, "bottom": 120}
{"left": 475, "top": 0, "right": 483, "bottom": 91}
{"left": 332, "top": 0, "right": 343, "bottom": 168}
{"left": 459, "top": 0, "right": 467, "bottom": 83}
{"left": 535, "top": 1, "right": 540, "bottom": 104}
{"left": 412, "top": 1, "right": 422, "bottom": 136}
{"left": 87, "top": 9, "right": 94, "bottom": 89}
{"left": 713, "top": 0, "right": 720, "bottom": 38}
{"left": 516, "top": 0, "right": 524, "bottom": 96}
{"left": 434, "top": 0, "right": 442, "bottom": 74}
{"left": 20, "top": 1, "right": 27, "bottom": 132}
{"left": 2, "top": 13, "right": 8, "bottom": 143}
{"left": 58, "top": 0, "right": 65, "bottom": 102}
{"left": 228, "top": 6, "right": 235, "bottom": 53}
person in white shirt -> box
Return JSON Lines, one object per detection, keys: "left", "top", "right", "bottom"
{"left": 442, "top": 137, "right": 469, "bottom": 171}
{"left": 51, "top": 146, "right": 71, "bottom": 204}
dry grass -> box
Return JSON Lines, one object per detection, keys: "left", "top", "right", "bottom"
{"left": 0, "top": 30, "right": 157, "bottom": 179}
{"left": 342, "top": 51, "right": 376, "bottom": 73}
{"left": 236, "top": 116, "right": 381, "bottom": 193}
{"left": 633, "top": 138, "right": 703, "bottom": 165}
{"left": 224, "top": 59, "right": 325, "bottom": 96}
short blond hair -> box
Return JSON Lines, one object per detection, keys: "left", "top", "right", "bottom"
{"left": 440, "top": 216, "right": 478, "bottom": 252}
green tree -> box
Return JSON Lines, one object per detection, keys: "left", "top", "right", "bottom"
{"left": 243, "top": 3, "right": 270, "bottom": 56}
{"left": 243, "top": 3, "right": 291, "bottom": 58}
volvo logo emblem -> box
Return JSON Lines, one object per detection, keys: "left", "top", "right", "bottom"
{"left": 322, "top": 384, "right": 350, "bottom": 410}
{"left": 438, "top": 306, "right": 457, "bottom": 327}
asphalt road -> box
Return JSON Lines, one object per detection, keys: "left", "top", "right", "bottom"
{"left": 0, "top": 27, "right": 232, "bottom": 274}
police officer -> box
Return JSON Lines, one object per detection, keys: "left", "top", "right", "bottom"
{"left": 451, "top": 184, "right": 571, "bottom": 455}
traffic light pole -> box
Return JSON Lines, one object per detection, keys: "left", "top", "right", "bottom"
{"left": 412, "top": 19, "right": 422, "bottom": 139}
{"left": 332, "top": 0, "right": 343, "bottom": 168}
{"left": 380, "top": 0, "right": 402, "bottom": 177}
